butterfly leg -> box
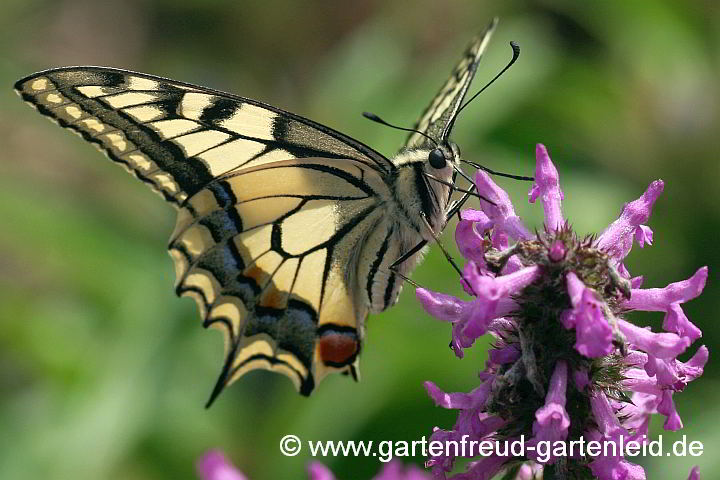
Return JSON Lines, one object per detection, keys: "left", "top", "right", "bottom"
{"left": 445, "top": 187, "right": 476, "bottom": 223}
{"left": 387, "top": 192, "right": 481, "bottom": 292}
{"left": 420, "top": 215, "right": 464, "bottom": 279}
{"left": 420, "top": 213, "right": 476, "bottom": 296}
{"left": 388, "top": 240, "right": 426, "bottom": 289}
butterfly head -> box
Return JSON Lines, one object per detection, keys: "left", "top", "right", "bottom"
{"left": 427, "top": 142, "right": 461, "bottom": 170}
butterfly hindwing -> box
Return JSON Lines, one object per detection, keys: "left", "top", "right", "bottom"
{"left": 14, "top": 67, "right": 393, "bottom": 207}
{"left": 168, "top": 158, "right": 392, "bottom": 399}
{"left": 404, "top": 17, "right": 497, "bottom": 149}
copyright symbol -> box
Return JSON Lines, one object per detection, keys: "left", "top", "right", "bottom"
{"left": 280, "top": 434, "right": 302, "bottom": 456}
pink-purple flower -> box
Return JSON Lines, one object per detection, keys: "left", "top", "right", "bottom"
{"left": 197, "top": 450, "right": 249, "bottom": 480}
{"left": 417, "top": 144, "right": 708, "bottom": 479}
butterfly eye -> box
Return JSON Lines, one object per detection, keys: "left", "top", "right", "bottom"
{"left": 428, "top": 148, "right": 447, "bottom": 169}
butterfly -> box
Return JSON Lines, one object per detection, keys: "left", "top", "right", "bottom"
{"left": 14, "top": 18, "right": 519, "bottom": 405}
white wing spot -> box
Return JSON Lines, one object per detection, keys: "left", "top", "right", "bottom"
{"left": 30, "top": 78, "right": 49, "bottom": 91}
{"left": 76, "top": 85, "right": 113, "bottom": 98}
{"left": 123, "top": 105, "right": 165, "bottom": 122}
{"left": 44, "top": 93, "right": 65, "bottom": 104}
{"left": 198, "top": 138, "right": 264, "bottom": 176}
{"left": 149, "top": 119, "right": 201, "bottom": 139}
{"left": 104, "top": 132, "right": 128, "bottom": 152}
{"left": 103, "top": 92, "right": 159, "bottom": 108}
{"left": 65, "top": 105, "right": 83, "bottom": 119}
{"left": 124, "top": 153, "right": 155, "bottom": 173}
{"left": 173, "top": 130, "right": 231, "bottom": 157}
{"left": 149, "top": 171, "right": 180, "bottom": 195}
{"left": 128, "top": 77, "right": 161, "bottom": 91}
{"left": 180, "top": 92, "right": 215, "bottom": 121}
{"left": 221, "top": 103, "right": 276, "bottom": 141}
{"left": 81, "top": 118, "right": 106, "bottom": 133}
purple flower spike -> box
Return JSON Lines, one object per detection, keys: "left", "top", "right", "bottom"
{"left": 680, "top": 345, "right": 709, "bottom": 383}
{"left": 419, "top": 144, "right": 707, "bottom": 480}
{"left": 462, "top": 267, "right": 540, "bottom": 344}
{"left": 596, "top": 180, "right": 664, "bottom": 262}
{"left": 528, "top": 361, "right": 570, "bottom": 464}
{"left": 562, "top": 272, "right": 613, "bottom": 357}
{"left": 687, "top": 466, "right": 700, "bottom": 480}
{"left": 573, "top": 368, "right": 590, "bottom": 391}
{"left": 460, "top": 261, "right": 487, "bottom": 296}
{"left": 474, "top": 169, "right": 532, "bottom": 244}
{"left": 197, "top": 450, "right": 248, "bottom": 480}
{"left": 664, "top": 304, "right": 702, "bottom": 344}
{"left": 529, "top": 144, "right": 565, "bottom": 231}
{"left": 489, "top": 344, "right": 521, "bottom": 364}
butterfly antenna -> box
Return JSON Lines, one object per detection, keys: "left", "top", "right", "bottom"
{"left": 451, "top": 163, "right": 502, "bottom": 200}
{"left": 461, "top": 158, "right": 534, "bottom": 181}
{"left": 363, "top": 112, "right": 438, "bottom": 147}
{"left": 441, "top": 41, "right": 520, "bottom": 140}
{"left": 457, "top": 41, "right": 520, "bottom": 116}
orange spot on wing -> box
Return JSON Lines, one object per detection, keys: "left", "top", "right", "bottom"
{"left": 258, "top": 287, "right": 286, "bottom": 309}
{"left": 319, "top": 332, "right": 359, "bottom": 366}
{"left": 244, "top": 266, "right": 266, "bottom": 283}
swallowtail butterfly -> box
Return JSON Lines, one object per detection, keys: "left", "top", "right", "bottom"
{"left": 15, "top": 18, "right": 516, "bottom": 404}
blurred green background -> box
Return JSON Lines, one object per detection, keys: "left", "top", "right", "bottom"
{"left": 1, "top": 1, "right": 717, "bottom": 479}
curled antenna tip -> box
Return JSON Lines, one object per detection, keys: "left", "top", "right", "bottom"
{"left": 454, "top": 40, "right": 523, "bottom": 118}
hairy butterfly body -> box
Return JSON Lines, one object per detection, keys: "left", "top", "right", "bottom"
{"left": 14, "top": 19, "right": 498, "bottom": 403}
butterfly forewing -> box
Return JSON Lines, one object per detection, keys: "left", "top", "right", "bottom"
{"left": 14, "top": 67, "right": 393, "bottom": 207}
